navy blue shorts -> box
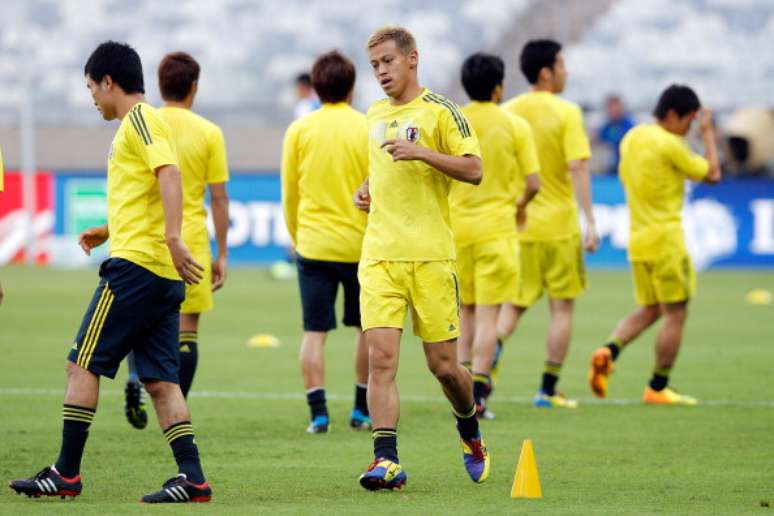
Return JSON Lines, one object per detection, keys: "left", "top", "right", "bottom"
{"left": 296, "top": 255, "right": 360, "bottom": 332}
{"left": 68, "top": 258, "right": 185, "bottom": 383}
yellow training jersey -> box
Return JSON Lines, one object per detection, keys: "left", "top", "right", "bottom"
{"left": 107, "top": 102, "right": 179, "bottom": 280}
{"left": 158, "top": 106, "right": 229, "bottom": 250}
{"left": 362, "top": 89, "right": 481, "bottom": 261}
{"left": 450, "top": 101, "right": 539, "bottom": 246}
{"left": 503, "top": 91, "right": 591, "bottom": 241}
{"left": 620, "top": 124, "right": 709, "bottom": 261}
{"left": 281, "top": 102, "right": 369, "bottom": 262}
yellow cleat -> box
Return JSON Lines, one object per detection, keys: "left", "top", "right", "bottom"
{"left": 642, "top": 387, "right": 697, "bottom": 406}
{"left": 533, "top": 391, "right": 578, "bottom": 409}
{"left": 589, "top": 347, "right": 614, "bottom": 399}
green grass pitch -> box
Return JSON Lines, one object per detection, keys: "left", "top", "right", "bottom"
{"left": 0, "top": 266, "right": 772, "bottom": 514}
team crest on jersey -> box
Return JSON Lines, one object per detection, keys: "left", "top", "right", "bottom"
{"left": 406, "top": 126, "right": 420, "bottom": 143}
{"left": 389, "top": 120, "right": 398, "bottom": 128}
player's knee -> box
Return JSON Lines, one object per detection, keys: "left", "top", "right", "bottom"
{"left": 427, "top": 356, "right": 456, "bottom": 383}
{"left": 144, "top": 380, "right": 175, "bottom": 400}
{"left": 368, "top": 346, "right": 396, "bottom": 378}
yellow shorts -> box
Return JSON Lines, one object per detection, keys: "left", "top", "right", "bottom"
{"left": 456, "top": 237, "right": 519, "bottom": 306}
{"left": 631, "top": 253, "right": 695, "bottom": 306}
{"left": 514, "top": 235, "right": 586, "bottom": 307}
{"left": 359, "top": 260, "right": 460, "bottom": 343}
{"left": 180, "top": 247, "right": 213, "bottom": 314}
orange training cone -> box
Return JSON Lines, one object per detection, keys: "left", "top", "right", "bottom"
{"left": 511, "top": 439, "right": 542, "bottom": 499}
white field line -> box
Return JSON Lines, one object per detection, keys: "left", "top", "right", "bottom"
{"left": 0, "top": 387, "right": 772, "bottom": 408}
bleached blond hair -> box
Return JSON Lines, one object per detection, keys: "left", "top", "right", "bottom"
{"left": 366, "top": 26, "right": 417, "bottom": 54}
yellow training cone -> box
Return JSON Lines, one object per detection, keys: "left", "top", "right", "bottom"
{"left": 511, "top": 439, "right": 542, "bottom": 499}
{"left": 246, "top": 334, "right": 281, "bottom": 348}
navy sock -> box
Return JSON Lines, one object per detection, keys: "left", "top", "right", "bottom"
{"left": 472, "top": 373, "right": 491, "bottom": 405}
{"left": 649, "top": 366, "right": 671, "bottom": 391}
{"left": 306, "top": 388, "right": 328, "bottom": 420}
{"left": 55, "top": 404, "right": 95, "bottom": 478}
{"left": 164, "top": 421, "right": 205, "bottom": 484}
{"left": 178, "top": 332, "right": 198, "bottom": 398}
{"left": 372, "top": 428, "right": 398, "bottom": 462}
{"left": 606, "top": 338, "right": 623, "bottom": 361}
{"left": 541, "top": 361, "right": 562, "bottom": 395}
{"left": 355, "top": 384, "right": 368, "bottom": 415}
{"left": 453, "top": 405, "right": 479, "bottom": 441}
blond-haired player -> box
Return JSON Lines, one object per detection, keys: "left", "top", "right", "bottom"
{"left": 354, "top": 26, "right": 490, "bottom": 490}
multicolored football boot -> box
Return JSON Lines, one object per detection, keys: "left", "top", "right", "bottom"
{"left": 359, "top": 458, "right": 407, "bottom": 491}
{"left": 533, "top": 391, "right": 578, "bottom": 409}
{"left": 9, "top": 466, "right": 82, "bottom": 499}
{"left": 589, "top": 347, "right": 614, "bottom": 398}
{"left": 461, "top": 435, "right": 490, "bottom": 483}
{"left": 643, "top": 387, "right": 697, "bottom": 406}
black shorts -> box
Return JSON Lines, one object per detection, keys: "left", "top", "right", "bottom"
{"left": 296, "top": 255, "right": 361, "bottom": 332}
{"left": 68, "top": 258, "right": 185, "bottom": 383}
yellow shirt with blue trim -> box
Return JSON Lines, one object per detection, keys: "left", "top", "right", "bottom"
{"left": 281, "top": 102, "right": 369, "bottom": 262}
{"left": 620, "top": 123, "right": 709, "bottom": 261}
{"left": 450, "top": 101, "right": 539, "bottom": 247}
{"left": 503, "top": 91, "right": 591, "bottom": 241}
{"left": 158, "top": 106, "right": 229, "bottom": 250}
{"left": 362, "top": 88, "right": 481, "bottom": 261}
{"left": 107, "top": 102, "right": 179, "bottom": 280}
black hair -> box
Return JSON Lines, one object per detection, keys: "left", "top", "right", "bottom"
{"left": 461, "top": 53, "right": 504, "bottom": 101}
{"left": 84, "top": 41, "right": 144, "bottom": 94}
{"left": 653, "top": 84, "right": 701, "bottom": 120}
{"left": 295, "top": 72, "right": 312, "bottom": 86}
{"left": 520, "top": 39, "right": 561, "bottom": 85}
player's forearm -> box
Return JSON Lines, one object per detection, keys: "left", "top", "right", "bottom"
{"left": 569, "top": 160, "right": 596, "bottom": 226}
{"left": 211, "top": 196, "right": 229, "bottom": 258}
{"left": 157, "top": 165, "right": 184, "bottom": 243}
{"left": 701, "top": 130, "right": 722, "bottom": 184}
{"left": 517, "top": 173, "right": 540, "bottom": 209}
{"left": 420, "top": 148, "right": 482, "bottom": 185}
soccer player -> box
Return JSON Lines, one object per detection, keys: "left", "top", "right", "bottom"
{"left": 354, "top": 26, "right": 490, "bottom": 490}
{"left": 8, "top": 42, "right": 212, "bottom": 503}
{"left": 498, "top": 39, "right": 598, "bottom": 408}
{"left": 589, "top": 85, "right": 721, "bottom": 404}
{"left": 123, "top": 51, "right": 230, "bottom": 429}
{"left": 451, "top": 53, "right": 540, "bottom": 419}
{"left": 281, "top": 50, "right": 370, "bottom": 434}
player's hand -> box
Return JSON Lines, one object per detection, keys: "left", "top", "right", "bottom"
{"left": 698, "top": 107, "right": 714, "bottom": 134}
{"left": 516, "top": 205, "right": 528, "bottom": 232}
{"left": 78, "top": 225, "right": 109, "bottom": 255}
{"left": 211, "top": 254, "right": 228, "bottom": 292}
{"left": 353, "top": 182, "right": 371, "bottom": 213}
{"left": 166, "top": 237, "right": 204, "bottom": 285}
{"left": 584, "top": 223, "right": 600, "bottom": 253}
{"left": 381, "top": 138, "right": 425, "bottom": 161}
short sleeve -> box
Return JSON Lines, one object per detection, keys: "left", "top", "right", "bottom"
{"left": 513, "top": 118, "right": 539, "bottom": 176}
{"left": 437, "top": 104, "right": 481, "bottom": 158}
{"left": 563, "top": 104, "right": 591, "bottom": 162}
{"left": 128, "top": 105, "right": 178, "bottom": 172}
{"left": 671, "top": 137, "right": 709, "bottom": 181}
{"left": 206, "top": 126, "right": 229, "bottom": 184}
